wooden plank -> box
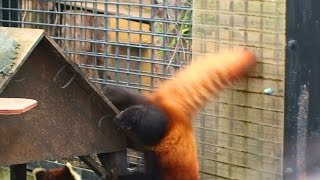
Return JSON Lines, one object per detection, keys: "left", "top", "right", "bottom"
{"left": 58, "top": 0, "right": 152, "bottom": 20}
{"left": 108, "top": 18, "right": 151, "bottom": 44}
{"left": 0, "top": 98, "right": 37, "bottom": 115}
{"left": 140, "top": 50, "right": 152, "bottom": 90}
{"left": 203, "top": 103, "right": 283, "bottom": 126}
{"left": 21, "top": 1, "right": 56, "bottom": 32}
{"left": 60, "top": 10, "right": 97, "bottom": 86}
{"left": 212, "top": 90, "right": 284, "bottom": 111}
{"left": 102, "top": 18, "right": 152, "bottom": 89}
{"left": 61, "top": 15, "right": 151, "bottom": 45}
{"left": 60, "top": 10, "right": 93, "bottom": 66}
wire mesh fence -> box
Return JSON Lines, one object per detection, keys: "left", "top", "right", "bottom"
{"left": 0, "top": 0, "right": 192, "bottom": 92}
{"left": 0, "top": 0, "right": 286, "bottom": 179}
{"left": 192, "top": 0, "right": 285, "bottom": 179}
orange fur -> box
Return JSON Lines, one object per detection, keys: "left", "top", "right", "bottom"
{"left": 144, "top": 49, "right": 257, "bottom": 180}
{"left": 33, "top": 162, "right": 81, "bottom": 180}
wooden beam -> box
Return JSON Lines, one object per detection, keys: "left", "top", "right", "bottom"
{"left": 0, "top": 98, "right": 37, "bottom": 115}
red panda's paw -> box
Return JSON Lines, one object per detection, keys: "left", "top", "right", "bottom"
{"left": 114, "top": 105, "right": 169, "bottom": 146}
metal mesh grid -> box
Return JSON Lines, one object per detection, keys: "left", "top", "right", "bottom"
{"left": 192, "top": 0, "right": 286, "bottom": 179}
{"left": 0, "top": 0, "right": 192, "bottom": 91}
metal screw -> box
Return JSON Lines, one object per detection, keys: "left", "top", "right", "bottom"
{"left": 263, "top": 88, "right": 273, "bottom": 95}
{"left": 288, "top": 40, "right": 297, "bottom": 49}
{"left": 285, "top": 167, "right": 294, "bottom": 174}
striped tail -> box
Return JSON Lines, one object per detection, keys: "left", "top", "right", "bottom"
{"left": 148, "top": 49, "right": 257, "bottom": 115}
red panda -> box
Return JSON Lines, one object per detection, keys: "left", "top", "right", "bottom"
{"left": 33, "top": 49, "right": 256, "bottom": 180}
{"left": 107, "top": 49, "right": 257, "bottom": 180}
{"left": 32, "top": 162, "right": 81, "bottom": 180}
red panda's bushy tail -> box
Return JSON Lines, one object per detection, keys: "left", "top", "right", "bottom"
{"left": 148, "top": 49, "right": 257, "bottom": 116}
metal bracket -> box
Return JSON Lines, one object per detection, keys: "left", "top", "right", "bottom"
{"left": 53, "top": 64, "right": 76, "bottom": 89}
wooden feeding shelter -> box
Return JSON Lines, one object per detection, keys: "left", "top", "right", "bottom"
{"left": 0, "top": 27, "right": 130, "bottom": 179}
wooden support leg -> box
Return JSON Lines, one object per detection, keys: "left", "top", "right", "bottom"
{"left": 97, "top": 150, "right": 128, "bottom": 179}
{"left": 78, "top": 155, "right": 108, "bottom": 178}
{"left": 10, "top": 163, "right": 27, "bottom": 180}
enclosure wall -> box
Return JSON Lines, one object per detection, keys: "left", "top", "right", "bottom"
{"left": 192, "top": 0, "right": 286, "bottom": 179}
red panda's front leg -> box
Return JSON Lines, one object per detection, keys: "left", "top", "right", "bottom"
{"left": 102, "top": 85, "right": 148, "bottom": 111}
{"left": 113, "top": 104, "right": 169, "bottom": 147}
{"left": 113, "top": 104, "right": 169, "bottom": 179}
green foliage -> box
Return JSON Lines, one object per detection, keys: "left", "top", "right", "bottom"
{"left": 155, "top": 7, "right": 192, "bottom": 58}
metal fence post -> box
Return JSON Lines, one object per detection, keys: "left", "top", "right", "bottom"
{"left": 284, "top": 0, "right": 320, "bottom": 179}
